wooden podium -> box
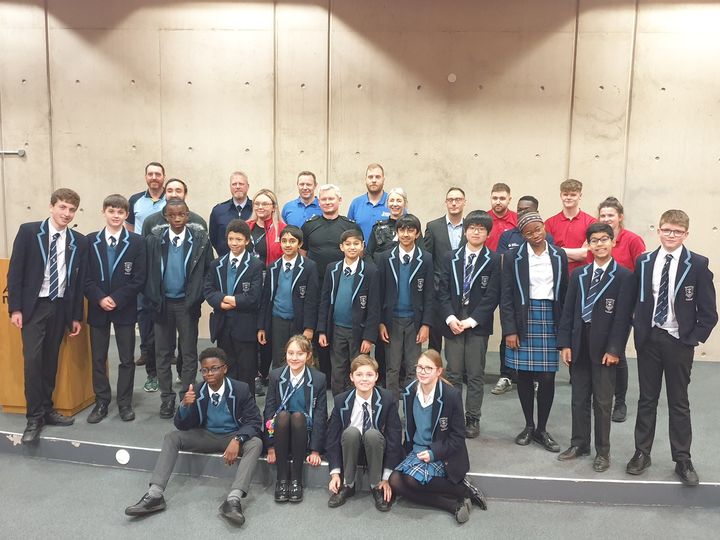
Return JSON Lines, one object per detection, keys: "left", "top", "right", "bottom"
{"left": 0, "top": 258, "right": 95, "bottom": 415}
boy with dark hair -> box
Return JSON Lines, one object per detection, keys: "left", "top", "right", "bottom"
{"left": 258, "top": 225, "right": 319, "bottom": 369}
{"left": 377, "top": 214, "right": 434, "bottom": 398}
{"left": 125, "top": 347, "right": 263, "bottom": 526}
{"left": 85, "top": 194, "right": 146, "bottom": 423}
{"left": 557, "top": 222, "right": 636, "bottom": 472}
{"left": 145, "top": 199, "right": 213, "bottom": 419}
{"left": 317, "top": 229, "right": 380, "bottom": 395}
{"left": 204, "top": 219, "right": 264, "bottom": 392}
{"left": 437, "top": 210, "right": 500, "bottom": 438}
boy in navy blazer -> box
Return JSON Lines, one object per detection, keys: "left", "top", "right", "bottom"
{"left": 326, "top": 355, "right": 403, "bottom": 512}
{"left": 204, "top": 219, "right": 264, "bottom": 393}
{"left": 8, "top": 188, "right": 88, "bottom": 444}
{"left": 258, "top": 226, "right": 319, "bottom": 369}
{"left": 125, "top": 347, "right": 263, "bottom": 526}
{"left": 84, "top": 194, "right": 146, "bottom": 424}
{"left": 437, "top": 210, "right": 500, "bottom": 438}
{"left": 626, "top": 210, "right": 717, "bottom": 485}
{"left": 317, "top": 229, "right": 380, "bottom": 396}
{"left": 377, "top": 214, "right": 434, "bottom": 399}
{"left": 557, "top": 223, "right": 636, "bottom": 471}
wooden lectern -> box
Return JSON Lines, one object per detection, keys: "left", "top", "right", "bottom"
{"left": 0, "top": 258, "right": 95, "bottom": 415}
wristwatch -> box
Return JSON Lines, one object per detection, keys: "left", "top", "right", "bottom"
{"left": 234, "top": 434, "right": 248, "bottom": 444}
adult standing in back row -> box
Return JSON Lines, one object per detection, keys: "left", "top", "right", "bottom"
{"left": 347, "top": 163, "right": 390, "bottom": 243}
{"left": 209, "top": 171, "right": 254, "bottom": 257}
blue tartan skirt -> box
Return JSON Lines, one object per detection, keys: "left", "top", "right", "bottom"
{"left": 395, "top": 452, "right": 447, "bottom": 485}
{"left": 505, "top": 299, "right": 559, "bottom": 372}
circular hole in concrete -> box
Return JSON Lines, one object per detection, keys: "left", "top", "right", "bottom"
{"left": 447, "top": 73, "right": 457, "bottom": 83}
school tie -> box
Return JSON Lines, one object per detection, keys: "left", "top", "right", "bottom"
{"left": 172, "top": 235, "right": 181, "bottom": 248}
{"left": 211, "top": 392, "right": 220, "bottom": 407}
{"left": 403, "top": 254, "right": 410, "bottom": 265}
{"left": 107, "top": 236, "right": 117, "bottom": 279}
{"left": 581, "top": 268, "right": 604, "bottom": 323}
{"left": 462, "top": 253, "right": 476, "bottom": 305}
{"left": 344, "top": 267, "right": 352, "bottom": 278}
{"left": 48, "top": 232, "right": 61, "bottom": 300}
{"left": 227, "top": 258, "right": 238, "bottom": 293}
{"left": 654, "top": 253, "right": 673, "bottom": 326}
{"left": 285, "top": 261, "right": 292, "bottom": 273}
{"left": 362, "top": 402, "right": 372, "bottom": 434}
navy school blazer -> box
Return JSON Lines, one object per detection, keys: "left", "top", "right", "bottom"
{"left": 174, "top": 377, "right": 262, "bottom": 443}
{"left": 500, "top": 241, "right": 568, "bottom": 339}
{"left": 557, "top": 259, "right": 636, "bottom": 363}
{"left": 317, "top": 258, "right": 380, "bottom": 345}
{"left": 436, "top": 245, "right": 501, "bottom": 338}
{"left": 377, "top": 246, "right": 435, "bottom": 330}
{"left": 400, "top": 379, "right": 470, "bottom": 484}
{"left": 263, "top": 365, "right": 328, "bottom": 452}
{"left": 204, "top": 250, "right": 264, "bottom": 343}
{"left": 85, "top": 227, "right": 146, "bottom": 326}
{"left": 326, "top": 386, "right": 403, "bottom": 474}
{"left": 7, "top": 219, "right": 87, "bottom": 326}
{"left": 633, "top": 247, "right": 717, "bottom": 349}
{"left": 258, "top": 255, "right": 319, "bottom": 336}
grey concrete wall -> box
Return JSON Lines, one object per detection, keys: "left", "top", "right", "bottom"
{"left": 0, "top": 0, "right": 718, "bottom": 356}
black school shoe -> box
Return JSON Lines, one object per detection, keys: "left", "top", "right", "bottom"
{"left": 328, "top": 485, "right": 355, "bottom": 508}
{"left": 289, "top": 480, "right": 303, "bottom": 503}
{"left": 125, "top": 493, "right": 166, "bottom": 516}
{"left": 274, "top": 480, "right": 290, "bottom": 503}
{"left": 371, "top": 486, "right": 392, "bottom": 512}
{"left": 87, "top": 401, "right": 109, "bottom": 424}
{"left": 219, "top": 499, "right": 245, "bottom": 526}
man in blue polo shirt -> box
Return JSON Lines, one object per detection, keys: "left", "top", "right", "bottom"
{"left": 127, "top": 162, "right": 166, "bottom": 234}
{"left": 347, "top": 163, "right": 390, "bottom": 242}
{"left": 209, "top": 171, "right": 254, "bottom": 257}
{"left": 281, "top": 170, "right": 322, "bottom": 227}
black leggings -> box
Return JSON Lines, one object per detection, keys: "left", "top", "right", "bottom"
{"left": 273, "top": 411, "right": 308, "bottom": 482}
{"left": 389, "top": 471, "right": 468, "bottom": 514}
{"left": 516, "top": 370, "right": 555, "bottom": 433}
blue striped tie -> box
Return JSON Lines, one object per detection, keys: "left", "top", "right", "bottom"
{"left": 362, "top": 402, "right": 372, "bottom": 434}
{"left": 581, "top": 268, "right": 604, "bottom": 323}
{"left": 462, "top": 253, "right": 476, "bottom": 305}
{"left": 654, "top": 253, "right": 673, "bottom": 325}
{"left": 48, "top": 232, "right": 61, "bottom": 300}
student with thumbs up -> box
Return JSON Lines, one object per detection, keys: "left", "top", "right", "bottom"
{"left": 125, "top": 347, "right": 263, "bottom": 527}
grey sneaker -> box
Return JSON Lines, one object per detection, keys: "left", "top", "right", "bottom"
{"left": 144, "top": 377, "right": 159, "bottom": 392}
{"left": 492, "top": 377, "right": 512, "bottom": 395}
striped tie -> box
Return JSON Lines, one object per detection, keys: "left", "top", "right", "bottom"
{"left": 581, "top": 268, "right": 604, "bottom": 323}
{"left": 48, "top": 232, "right": 61, "bottom": 301}
{"left": 654, "top": 253, "right": 673, "bottom": 325}
{"left": 362, "top": 402, "right": 372, "bottom": 434}
{"left": 462, "top": 253, "right": 476, "bottom": 305}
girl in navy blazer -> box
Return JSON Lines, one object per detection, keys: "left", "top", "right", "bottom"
{"left": 389, "top": 350, "right": 486, "bottom": 524}
{"left": 264, "top": 335, "right": 328, "bottom": 503}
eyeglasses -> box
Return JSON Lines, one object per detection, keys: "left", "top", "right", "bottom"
{"left": 200, "top": 365, "right": 224, "bottom": 375}
{"left": 466, "top": 225, "right": 487, "bottom": 234}
{"left": 446, "top": 197, "right": 465, "bottom": 204}
{"left": 416, "top": 365, "right": 436, "bottom": 374}
{"left": 658, "top": 228, "right": 686, "bottom": 237}
{"left": 588, "top": 236, "right": 612, "bottom": 246}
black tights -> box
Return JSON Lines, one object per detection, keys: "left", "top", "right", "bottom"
{"left": 389, "top": 471, "right": 468, "bottom": 514}
{"left": 273, "top": 411, "right": 308, "bottom": 482}
{"left": 516, "top": 370, "right": 555, "bottom": 433}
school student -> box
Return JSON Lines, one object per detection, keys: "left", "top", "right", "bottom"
{"left": 204, "top": 219, "right": 264, "bottom": 393}
{"left": 326, "top": 355, "right": 403, "bottom": 512}
{"left": 317, "top": 229, "right": 381, "bottom": 396}
{"left": 377, "top": 214, "right": 434, "bottom": 398}
{"left": 145, "top": 199, "right": 213, "bottom": 419}
{"left": 389, "top": 350, "right": 487, "bottom": 524}
{"left": 125, "top": 347, "right": 263, "bottom": 526}
{"left": 8, "top": 188, "right": 88, "bottom": 444}
{"left": 437, "top": 210, "right": 501, "bottom": 439}
{"left": 84, "top": 194, "right": 146, "bottom": 423}
{"left": 258, "top": 226, "right": 319, "bottom": 370}
{"left": 500, "top": 211, "right": 568, "bottom": 452}
{"left": 626, "top": 210, "right": 717, "bottom": 485}
{"left": 264, "top": 335, "right": 327, "bottom": 503}
{"left": 556, "top": 223, "right": 636, "bottom": 472}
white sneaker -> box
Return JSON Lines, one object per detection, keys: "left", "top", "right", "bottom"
{"left": 492, "top": 377, "right": 512, "bottom": 395}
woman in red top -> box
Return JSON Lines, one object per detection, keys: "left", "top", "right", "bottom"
{"left": 247, "top": 189, "right": 286, "bottom": 267}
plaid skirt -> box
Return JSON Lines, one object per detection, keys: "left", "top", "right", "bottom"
{"left": 505, "top": 299, "right": 559, "bottom": 372}
{"left": 395, "top": 452, "right": 447, "bottom": 485}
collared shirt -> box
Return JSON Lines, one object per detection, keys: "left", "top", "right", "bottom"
{"left": 592, "top": 260, "right": 611, "bottom": 276}
{"left": 289, "top": 368, "right": 306, "bottom": 388}
{"left": 229, "top": 250, "right": 246, "bottom": 269}
{"left": 282, "top": 196, "right": 322, "bottom": 227}
{"left": 210, "top": 380, "right": 226, "bottom": 403}
{"left": 417, "top": 383, "right": 436, "bottom": 408}
{"left": 445, "top": 247, "right": 483, "bottom": 328}
{"left": 349, "top": 394, "right": 372, "bottom": 431}
{"left": 169, "top": 227, "right": 187, "bottom": 246}
{"left": 527, "top": 242, "right": 554, "bottom": 300}
{"left": 544, "top": 209, "right": 596, "bottom": 273}
{"left": 127, "top": 190, "right": 165, "bottom": 232}
{"left": 486, "top": 209, "right": 518, "bottom": 252}
{"left": 104, "top": 229, "right": 120, "bottom": 246}
{"left": 446, "top": 217, "right": 464, "bottom": 250}
{"left": 652, "top": 247, "right": 680, "bottom": 338}
{"left": 343, "top": 259, "right": 360, "bottom": 275}
{"left": 40, "top": 222, "right": 68, "bottom": 298}
{"left": 347, "top": 192, "right": 390, "bottom": 241}
{"left": 398, "top": 246, "right": 415, "bottom": 263}
{"left": 281, "top": 254, "right": 298, "bottom": 272}
{"left": 233, "top": 198, "right": 249, "bottom": 216}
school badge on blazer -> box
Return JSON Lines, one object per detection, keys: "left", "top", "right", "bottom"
{"left": 604, "top": 299, "right": 615, "bottom": 314}
{"left": 417, "top": 278, "right": 424, "bottom": 292}
{"left": 684, "top": 286, "right": 695, "bottom": 301}
{"left": 439, "top": 417, "right": 449, "bottom": 431}
{"left": 298, "top": 285, "right": 306, "bottom": 299}
{"left": 359, "top": 295, "right": 367, "bottom": 309}
{"left": 123, "top": 262, "right": 133, "bottom": 275}
{"left": 242, "top": 282, "right": 251, "bottom": 293}
{"left": 481, "top": 276, "right": 489, "bottom": 288}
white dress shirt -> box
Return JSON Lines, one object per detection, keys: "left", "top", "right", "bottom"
{"left": 528, "top": 242, "right": 554, "bottom": 300}
{"left": 39, "top": 222, "right": 67, "bottom": 298}
{"left": 652, "top": 247, "right": 680, "bottom": 339}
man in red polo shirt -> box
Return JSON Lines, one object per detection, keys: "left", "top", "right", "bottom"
{"left": 486, "top": 182, "right": 517, "bottom": 252}
{"left": 544, "top": 179, "right": 596, "bottom": 274}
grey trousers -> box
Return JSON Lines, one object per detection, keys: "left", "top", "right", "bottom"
{"left": 341, "top": 426, "right": 385, "bottom": 487}
{"left": 444, "top": 332, "right": 488, "bottom": 420}
{"left": 386, "top": 317, "right": 422, "bottom": 399}
{"left": 150, "top": 429, "right": 262, "bottom": 495}
{"left": 155, "top": 298, "right": 199, "bottom": 403}
{"left": 330, "top": 325, "right": 358, "bottom": 396}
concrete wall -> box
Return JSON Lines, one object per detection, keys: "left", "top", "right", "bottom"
{"left": 0, "top": 0, "right": 718, "bottom": 356}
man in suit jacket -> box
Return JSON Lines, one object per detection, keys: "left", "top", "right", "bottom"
{"left": 326, "top": 355, "right": 403, "bottom": 512}
{"left": 8, "top": 188, "right": 88, "bottom": 444}
{"left": 626, "top": 210, "right": 717, "bottom": 485}
{"left": 423, "top": 187, "right": 467, "bottom": 352}
{"left": 557, "top": 223, "right": 636, "bottom": 472}
{"left": 204, "top": 219, "right": 264, "bottom": 393}
{"left": 209, "top": 171, "right": 254, "bottom": 256}
{"left": 377, "top": 214, "right": 434, "bottom": 398}
{"left": 84, "top": 194, "right": 146, "bottom": 423}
